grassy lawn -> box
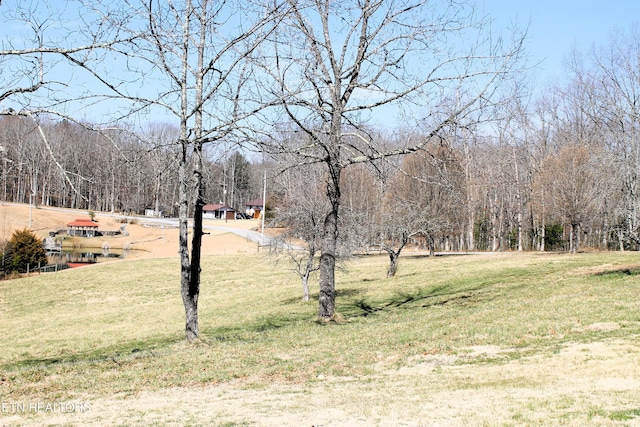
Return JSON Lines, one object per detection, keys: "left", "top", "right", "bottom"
{"left": 1, "top": 251, "right": 640, "bottom": 425}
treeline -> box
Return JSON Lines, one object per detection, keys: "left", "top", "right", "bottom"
{"left": 0, "top": 119, "right": 262, "bottom": 216}
{"left": 2, "top": 29, "right": 640, "bottom": 254}
{"left": 272, "top": 128, "right": 625, "bottom": 256}
{"left": 271, "top": 27, "right": 640, "bottom": 254}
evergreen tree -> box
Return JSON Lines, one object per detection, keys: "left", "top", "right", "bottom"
{"left": 2, "top": 229, "right": 48, "bottom": 273}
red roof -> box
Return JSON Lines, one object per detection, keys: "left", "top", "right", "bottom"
{"left": 203, "top": 204, "right": 235, "bottom": 212}
{"left": 67, "top": 218, "right": 99, "bottom": 228}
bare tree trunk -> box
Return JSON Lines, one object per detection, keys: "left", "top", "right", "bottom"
{"left": 154, "top": 172, "right": 161, "bottom": 216}
{"left": 467, "top": 194, "right": 475, "bottom": 251}
{"left": 387, "top": 251, "right": 400, "bottom": 277}
{"left": 302, "top": 262, "right": 311, "bottom": 303}
{"left": 318, "top": 216, "right": 337, "bottom": 318}
{"left": 428, "top": 234, "right": 435, "bottom": 257}
{"left": 188, "top": 199, "right": 204, "bottom": 335}
{"left": 385, "top": 234, "right": 409, "bottom": 278}
{"left": 491, "top": 193, "right": 499, "bottom": 251}
{"left": 513, "top": 148, "right": 524, "bottom": 251}
{"left": 377, "top": 227, "right": 409, "bottom": 278}
{"left": 300, "top": 243, "right": 319, "bottom": 302}
{"left": 463, "top": 136, "right": 475, "bottom": 251}
{"left": 179, "top": 145, "right": 205, "bottom": 342}
{"left": 540, "top": 191, "right": 546, "bottom": 252}
{"left": 318, "top": 162, "right": 340, "bottom": 320}
{"left": 178, "top": 143, "right": 197, "bottom": 340}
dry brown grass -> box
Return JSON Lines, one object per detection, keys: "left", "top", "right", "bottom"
{"left": 1, "top": 204, "right": 640, "bottom": 426}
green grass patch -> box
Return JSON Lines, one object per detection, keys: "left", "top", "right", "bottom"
{"left": 608, "top": 408, "right": 640, "bottom": 421}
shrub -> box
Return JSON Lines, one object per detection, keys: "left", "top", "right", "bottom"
{"left": 2, "top": 229, "right": 48, "bottom": 273}
{"left": 544, "top": 223, "right": 566, "bottom": 251}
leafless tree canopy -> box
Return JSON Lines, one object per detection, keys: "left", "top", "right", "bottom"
{"left": 255, "top": 0, "right": 526, "bottom": 319}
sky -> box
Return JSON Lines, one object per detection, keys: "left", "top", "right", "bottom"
{"left": 481, "top": 0, "right": 640, "bottom": 86}
{"left": 2, "top": 1, "right": 639, "bottom": 126}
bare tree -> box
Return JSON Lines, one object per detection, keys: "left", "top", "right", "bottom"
{"left": 258, "top": 0, "right": 525, "bottom": 319}
{"left": 74, "top": 0, "right": 282, "bottom": 341}
{"left": 378, "top": 145, "right": 465, "bottom": 276}
{"left": 0, "top": 1, "right": 135, "bottom": 208}
{"left": 0, "top": 0, "right": 282, "bottom": 341}
{"left": 539, "top": 144, "right": 606, "bottom": 253}
{"left": 340, "top": 161, "right": 386, "bottom": 254}
{"left": 139, "top": 124, "right": 181, "bottom": 217}
{"left": 373, "top": 202, "right": 423, "bottom": 277}
{"left": 270, "top": 161, "right": 327, "bottom": 302}
{"left": 579, "top": 26, "right": 640, "bottom": 248}
{"left": 222, "top": 151, "right": 253, "bottom": 211}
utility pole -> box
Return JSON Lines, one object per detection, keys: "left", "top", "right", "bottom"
{"left": 261, "top": 169, "right": 266, "bottom": 246}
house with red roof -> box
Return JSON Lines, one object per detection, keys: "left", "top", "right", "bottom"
{"left": 67, "top": 218, "right": 100, "bottom": 238}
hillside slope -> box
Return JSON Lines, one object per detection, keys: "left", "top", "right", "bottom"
{"left": 0, "top": 203, "right": 262, "bottom": 259}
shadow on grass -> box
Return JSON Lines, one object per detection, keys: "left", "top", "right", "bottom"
{"left": 2, "top": 334, "right": 183, "bottom": 372}
{"left": 344, "top": 283, "right": 487, "bottom": 318}
{"left": 280, "top": 287, "right": 365, "bottom": 305}
{"left": 253, "top": 315, "right": 292, "bottom": 332}
{"left": 594, "top": 266, "right": 640, "bottom": 276}
{"left": 205, "top": 308, "right": 318, "bottom": 340}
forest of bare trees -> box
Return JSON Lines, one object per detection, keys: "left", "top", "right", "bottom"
{"left": 2, "top": 0, "right": 640, "bottom": 330}
{"left": 268, "top": 16, "right": 640, "bottom": 261}
{"left": 0, "top": 117, "right": 262, "bottom": 216}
